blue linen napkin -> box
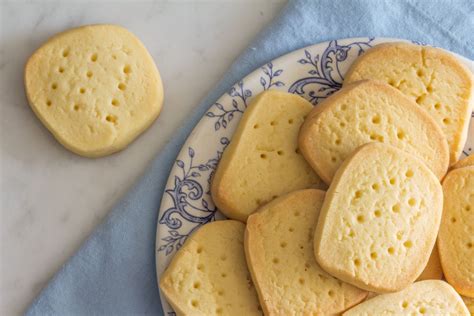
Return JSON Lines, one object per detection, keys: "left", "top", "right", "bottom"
{"left": 27, "top": 0, "right": 474, "bottom": 315}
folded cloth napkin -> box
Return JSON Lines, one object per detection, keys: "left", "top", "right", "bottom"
{"left": 27, "top": 0, "right": 473, "bottom": 315}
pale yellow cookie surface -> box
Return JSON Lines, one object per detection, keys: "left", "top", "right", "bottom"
{"left": 24, "top": 24, "right": 163, "bottom": 157}
{"left": 159, "top": 220, "right": 262, "bottom": 316}
{"left": 245, "top": 189, "right": 367, "bottom": 315}
{"left": 438, "top": 166, "right": 474, "bottom": 297}
{"left": 299, "top": 80, "right": 449, "bottom": 184}
{"left": 314, "top": 143, "right": 443, "bottom": 293}
{"left": 453, "top": 155, "right": 474, "bottom": 170}
{"left": 343, "top": 280, "right": 469, "bottom": 316}
{"left": 344, "top": 42, "right": 474, "bottom": 164}
{"left": 417, "top": 243, "right": 443, "bottom": 281}
{"left": 211, "top": 91, "right": 325, "bottom": 222}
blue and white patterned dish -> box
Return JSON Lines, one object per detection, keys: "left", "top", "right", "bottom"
{"left": 156, "top": 37, "right": 474, "bottom": 315}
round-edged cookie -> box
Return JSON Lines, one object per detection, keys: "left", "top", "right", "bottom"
{"left": 453, "top": 154, "right": 474, "bottom": 170}
{"left": 245, "top": 189, "right": 367, "bottom": 315}
{"left": 438, "top": 166, "right": 474, "bottom": 297}
{"left": 417, "top": 243, "right": 443, "bottom": 281}
{"left": 159, "top": 220, "right": 262, "bottom": 316}
{"left": 299, "top": 80, "right": 449, "bottom": 184}
{"left": 314, "top": 143, "right": 443, "bottom": 293}
{"left": 24, "top": 24, "right": 163, "bottom": 157}
{"left": 343, "top": 280, "right": 469, "bottom": 316}
{"left": 211, "top": 90, "right": 325, "bottom": 222}
{"left": 344, "top": 42, "right": 474, "bottom": 165}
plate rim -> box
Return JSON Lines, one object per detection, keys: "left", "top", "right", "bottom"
{"left": 155, "top": 36, "right": 474, "bottom": 315}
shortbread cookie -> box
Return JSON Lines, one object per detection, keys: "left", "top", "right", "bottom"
{"left": 211, "top": 91, "right": 325, "bottom": 222}
{"left": 417, "top": 243, "right": 443, "bottom": 281}
{"left": 343, "top": 280, "right": 469, "bottom": 316}
{"left": 438, "top": 166, "right": 474, "bottom": 297}
{"left": 462, "top": 295, "right": 474, "bottom": 314}
{"left": 453, "top": 155, "right": 474, "bottom": 170}
{"left": 159, "top": 220, "right": 262, "bottom": 316}
{"left": 245, "top": 189, "right": 367, "bottom": 315}
{"left": 299, "top": 80, "right": 449, "bottom": 184}
{"left": 314, "top": 143, "right": 443, "bottom": 292}
{"left": 25, "top": 24, "right": 163, "bottom": 157}
{"left": 344, "top": 42, "right": 474, "bottom": 164}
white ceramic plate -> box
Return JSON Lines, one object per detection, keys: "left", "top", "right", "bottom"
{"left": 155, "top": 37, "right": 474, "bottom": 315}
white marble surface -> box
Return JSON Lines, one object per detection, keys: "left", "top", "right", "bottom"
{"left": 0, "top": 1, "right": 286, "bottom": 314}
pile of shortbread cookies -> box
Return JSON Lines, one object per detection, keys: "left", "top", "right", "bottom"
{"left": 160, "top": 42, "right": 473, "bottom": 315}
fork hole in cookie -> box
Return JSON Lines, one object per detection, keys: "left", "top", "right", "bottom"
{"left": 450, "top": 217, "right": 457, "bottom": 223}
{"left": 270, "top": 121, "right": 277, "bottom": 126}
{"left": 193, "top": 282, "right": 200, "bottom": 289}
{"left": 62, "top": 49, "right": 70, "bottom": 57}
{"left": 370, "top": 252, "right": 377, "bottom": 260}
{"left": 354, "top": 190, "right": 362, "bottom": 199}
{"left": 253, "top": 124, "right": 259, "bottom": 129}
{"left": 374, "top": 210, "right": 381, "bottom": 218}
{"left": 295, "top": 148, "right": 300, "bottom": 154}
{"left": 356, "top": 215, "right": 365, "bottom": 223}
{"left": 402, "top": 301, "right": 408, "bottom": 308}
{"left": 58, "top": 66, "right": 64, "bottom": 73}
{"left": 403, "top": 240, "right": 412, "bottom": 248}
{"left": 397, "top": 130, "right": 405, "bottom": 140}
{"left": 288, "top": 119, "right": 294, "bottom": 124}
{"left": 111, "top": 99, "right": 119, "bottom": 106}
{"left": 442, "top": 117, "right": 450, "bottom": 125}
{"left": 434, "top": 103, "right": 441, "bottom": 110}
{"left": 340, "top": 121, "right": 346, "bottom": 128}
{"left": 427, "top": 85, "right": 433, "bottom": 93}
{"left": 79, "top": 87, "right": 86, "bottom": 94}
{"left": 272, "top": 258, "right": 279, "bottom": 264}
{"left": 348, "top": 230, "right": 355, "bottom": 237}
{"left": 197, "top": 264, "right": 204, "bottom": 271}
{"left": 217, "top": 290, "right": 224, "bottom": 296}
{"left": 73, "top": 104, "right": 80, "bottom": 111}
{"left": 335, "top": 139, "right": 341, "bottom": 145}
{"left": 387, "top": 247, "right": 395, "bottom": 255}
{"left": 86, "top": 71, "right": 93, "bottom": 78}
{"left": 417, "top": 69, "right": 424, "bottom": 77}
{"left": 280, "top": 241, "right": 287, "bottom": 248}
{"left": 277, "top": 150, "right": 284, "bottom": 156}
{"left": 221, "top": 273, "right": 227, "bottom": 278}
{"left": 371, "top": 183, "right": 379, "bottom": 191}
{"left": 118, "top": 83, "right": 126, "bottom": 91}
{"left": 405, "top": 170, "right": 414, "bottom": 178}
{"left": 331, "top": 156, "right": 337, "bottom": 163}
{"left": 260, "top": 153, "right": 267, "bottom": 159}
{"left": 90, "top": 53, "right": 98, "bottom": 62}
{"left": 196, "top": 247, "right": 203, "bottom": 254}
{"left": 408, "top": 198, "right": 416, "bottom": 207}
{"left": 298, "top": 278, "right": 305, "bottom": 285}
{"left": 46, "top": 100, "right": 52, "bottom": 107}
{"left": 216, "top": 308, "right": 223, "bottom": 314}
{"left": 341, "top": 104, "right": 347, "bottom": 111}
{"left": 106, "top": 115, "right": 117, "bottom": 124}
{"left": 371, "top": 115, "right": 381, "bottom": 124}
{"left": 191, "top": 300, "right": 199, "bottom": 308}
{"left": 294, "top": 211, "right": 300, "bottom": 217}
{"left": 288, "top": 227, "right": 294, "bottom": 233}
{"left": 392, "top": 204, "right": 400, "bottom": 213}
{"left": 389, "top": 178, "right": 396, "bottom": 185}
{"left": 419, "top": 307, "right": 426, "bottom": 314}
{"left": 465, "top": 205, "right": 471, "bottom": 212}
{"left": 220, "top": 255, "right": 227, "bottom": 261}
{"left": 353, "top": 259, "right": 361, "bottom": 267}
{"left": 467, "top": 242, "right": 473, "bottom": 249}
{"left": 51, "top": 83, "right": 57, "bottom": 90}
{"left": 123, "top": 65, "right": 131, "bottom": 74}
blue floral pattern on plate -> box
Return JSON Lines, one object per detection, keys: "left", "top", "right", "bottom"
{"left": 156, "top": 38, "right": 474, "bottom": 315}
